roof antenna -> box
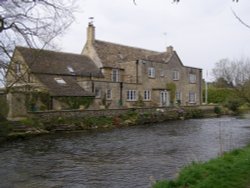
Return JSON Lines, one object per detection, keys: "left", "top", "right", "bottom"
{"left": 89, "top": 17, "right": 94, "bottom": 25}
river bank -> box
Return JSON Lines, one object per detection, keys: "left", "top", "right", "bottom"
{"left": 0, "top": 106, "right": 219, "bottom": 143}
{"left": 153, "top": 144, "right": 250, "bottom": 188}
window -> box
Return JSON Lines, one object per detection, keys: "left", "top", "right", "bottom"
{"left": 144, "top": 90, "right": 151, "bottom": 101}
{"left": 189, "top": 74, "right": 196, "bottom": 83}
{"left": 95, "top": 88, "right": 101, "bottom": 98}
{"left": 148, "top": 67, "right": 155, "bottom": 78}
{"left": 172, "top": 70, "right": 180, "bottom": 80}
{"left": 15, "top": 64, "right": 21, "bottom": 75}
{"left": 106, "top": 89, "right": 112, "bottom": 100}
{"left": 111, "top": 69, "right": 119, "bottom": 82}
{"left": 189, "top": 92, "right": 196, "bottom": 103}
{"left": 127, "top": 90, "right": 137, "bottom": 101}
{"left": 54, "top": 77, "right": 66, "bottom": 85}
{"left": 67, "top": 66, "right": 75, "bottom": 73}
{"left": 176, "top": 91, "right": 182, "bottom": 104}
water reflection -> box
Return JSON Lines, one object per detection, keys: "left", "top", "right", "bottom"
{"left": 1, "top": 117, "right": 250, "bottom": 188}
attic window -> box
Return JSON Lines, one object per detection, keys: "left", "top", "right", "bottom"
{"left": 54, "top": 77, "right": 66, "bottom": 85}
{"left": 67, "top": 66, "right": 74, "bottom": 73}
{"left": 15, "top": 63, "right": 21, "bottom": 75}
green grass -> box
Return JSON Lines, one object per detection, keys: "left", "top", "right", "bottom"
{"left": 153, "top": 145, "right": 250, "bottom": 188}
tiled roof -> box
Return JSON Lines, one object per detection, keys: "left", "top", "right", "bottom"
{"left": 16, "top": 46, "right": 102, "bottom": 77}
{"left": 145, "top": 52, "right": 173, "bottom": 63}
{"left": 35, "top": 74, "right": 94, "bottom": 97}
{"left": 94, "top": 40, "right": 159, "bottom": 67}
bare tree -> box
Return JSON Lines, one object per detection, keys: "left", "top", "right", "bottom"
{"left": 133, "top": 0, "right": 239, "bottom": 5}
{"left": 212, "top": 58, "right": 250, "bottom": 103}
{"left": 0, "top": 0, "right": 77, "bottom": 87}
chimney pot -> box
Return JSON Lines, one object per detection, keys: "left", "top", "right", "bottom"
{"left": 166, "top": 46, "right": 174, "bottom": 53}
{"left": 87, "top": 22, "right": 95, "bottom": 44}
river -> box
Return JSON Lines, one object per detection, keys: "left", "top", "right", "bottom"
{"left": 1, "top": 117, "right": 250, "bottom": 188}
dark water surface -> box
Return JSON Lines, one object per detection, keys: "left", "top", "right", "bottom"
{"left": 1, "top": 117, "right": 250, "bottom": 188}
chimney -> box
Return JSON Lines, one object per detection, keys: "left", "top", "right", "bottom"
{"left": 87, "top": 22, "right": 95, "bottom": 44}
{"left": 166, "top": 46, "right": 174, "bottom": 53}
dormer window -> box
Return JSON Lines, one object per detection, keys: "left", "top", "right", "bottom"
{"left": 111, "top": 69, "right": 119, "bottom": 82}
{"left": 67, "top": 66, "right": 74, "bottom": 74}
{"left": 54, "top": 77, "right": 66, "bottom": 85}
{"left": 15, "top": 63, "right": 21, "bottom": 75}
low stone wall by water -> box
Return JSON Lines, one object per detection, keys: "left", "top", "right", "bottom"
{"left": 28, "top": 105, "right": 217, "bottom": 122}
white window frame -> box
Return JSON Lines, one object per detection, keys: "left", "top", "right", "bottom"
{"left": 148, "top": 67, "right": 155, "bottom": 78}
{"left": 189, "top": 74, "right": 196, "bottom": 84}
{"left": 106, "top": 89, "right": 112, "bottom": 100}
{"left": 189, "top": 92, "right": 196, "bottom": 103}
{"left": 143, "top": 90, "right": 151, "bottom": 101}
{"left": 111, "top": 69, "right": 119, "bottom": 82}
{"left": 176, "top": 91, "right": 182, "bottom": 103}
{"left": 67, "top": 66, "right": 75, "bottom": 74}
{"left": 172, "top": 70, "right": 180, "bottom": 80}
{"left": 127, "top": 90, "right": 137, "bottom": 101}
{"left": 95, "top": 88, "right": 101, "bottom": 98}
{"left": 54, "top": 77, "right": 66, "bottom": 85}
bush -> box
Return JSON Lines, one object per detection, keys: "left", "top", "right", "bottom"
{"left": 214, "top": 106, "right": 222, "bottom": 115}
{"left": 203, "top": 88, "right": 236, "bottom": 104}
{"left": 225, "top": 98, "right": 242, "bottom": 113}
{"left": 0, "top": 94, "right": 8, "bottom": 118}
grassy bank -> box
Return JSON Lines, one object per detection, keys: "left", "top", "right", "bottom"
{"left": 153, "top": 145, "right": 250, "bottom": 188}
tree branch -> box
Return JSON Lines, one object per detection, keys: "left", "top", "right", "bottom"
{"left": 231, "top": 8, "right": 250, "bottom": 29}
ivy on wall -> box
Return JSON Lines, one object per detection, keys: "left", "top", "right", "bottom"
{"left": 57, "top": 96, "right": 94, "bottom": 109}
{"left": 166, "top": 82, "right": 176, "bottom": 105}
{"left": 25, "top": 91, "right": 50, "bottom": 111}
{"left": 0, "top": 94, "right": 8, "bottom": 117}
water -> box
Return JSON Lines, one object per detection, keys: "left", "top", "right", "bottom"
{"left": 1, "top": 117, "right": 250, "bottom": 188}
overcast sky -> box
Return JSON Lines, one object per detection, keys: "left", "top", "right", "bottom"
{"left": 59, "top": 0, "right": 250, "bottom": 81}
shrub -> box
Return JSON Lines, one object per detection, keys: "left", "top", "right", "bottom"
{"left": 203, "top": 88, "right": 236, "bottom": 104}
{"left": 225, "top": 98, "right": 242, "bottom": 113}
{"left": 214, "top": 106, "right": 222, "bottom": 115}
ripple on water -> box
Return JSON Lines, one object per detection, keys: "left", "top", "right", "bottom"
{"left": 1, "top": 117, "right": 250, "bottom": 188}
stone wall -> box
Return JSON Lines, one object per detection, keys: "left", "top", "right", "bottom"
{"left": 28, "top": 107, "right": 172, "bottom": 121}
{"left": 7, "top": 92, "right": 27, "bottom": 119}
{"left": 28, "top": 105, "right": 217, "bottom": 122}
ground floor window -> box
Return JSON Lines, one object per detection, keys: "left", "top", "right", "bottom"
{"left": 127, "top": 90, "right": 137, "bottom": 101}
{"left": 106, "top": 89, "right": 112, "bottom": 100}
{"left": 176, "top": 91, "right": 182, "bottom": 104}
{"left": 189, "top": 92, "right": 196, "bottom": 103}
{"left": 95, "top": 88, "right": 101, "bottom": 98}
{"left": 144, "top": 90, "right": 151, "bottom": 101}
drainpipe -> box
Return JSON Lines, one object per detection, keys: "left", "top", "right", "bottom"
{"left": 136, "top": 60, "right": 139, "bottom": 84}
{"left": 119, "top": 82, "right": 123, "bottom": 106}
{"left": 199, "top": 69, "right": 203, "bottom": 105}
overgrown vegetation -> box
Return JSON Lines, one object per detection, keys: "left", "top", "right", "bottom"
{"left": 153, "top": 144, "right": 250, "bottom": 188}
{"left": 25, "top": 91, "right": 50, "bottom": 111}
{"left": 0, "top": 94, "right": 8, "bottom": 118}
{"left": 203, "top": 88, "right": 236, "bottom": 104}
{"left": 214, "top": 106, "right": 222, "bottom": 115}
{"left": 184, "top": 108, "right": 204, "bottom": 119}
{"left": 57, "top": 96, "right": 94, "bottom": 109}
{"left": 166, "top": 82, "right": 176, "bottom": 106}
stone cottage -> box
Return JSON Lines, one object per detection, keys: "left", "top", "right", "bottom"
{"left": 81, "top": 23, "right": 202, "bottom": 108}
{"left": 6, "top": 22, "right": 202, "bottom": 118}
